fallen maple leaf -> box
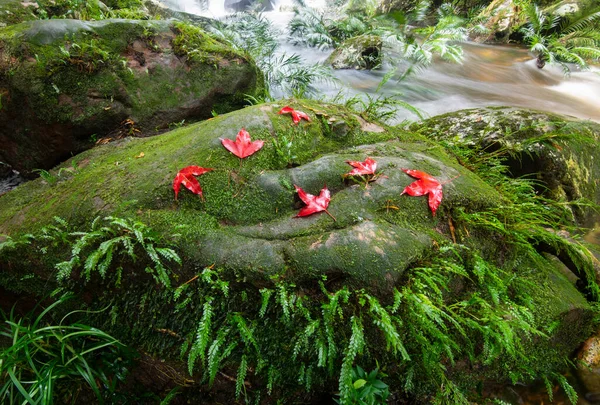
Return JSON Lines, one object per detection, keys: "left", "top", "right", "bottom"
{"left": 173, "top": 165, "right": 213, "bottom": 201}
{"left": 294, "top": 184, "right": 336, "bottom": 221}
{"left": 221, "top": 128, "right": 264, "bottom": 159}
{"left": 278, "top": 106, "right": 311, "bottom": 125}
{"left": 401, "top": 169, "right": 443, "bottom": 216}
{"left": 344, "top": 157, "right": 377, "bottom": 177}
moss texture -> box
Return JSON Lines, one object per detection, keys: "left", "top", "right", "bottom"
{"left": 412, "top": 106, "right": 600, "bottom": 227}
{"left": 0, "top": 18, "right": 263, "bottom": 174}
{"left": 0, "top": 102, "right": 598, "bottom": 402}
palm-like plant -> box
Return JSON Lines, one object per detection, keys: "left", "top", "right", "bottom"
{"left": 521, "top": 3, "right": 600, "bottom": 73}
{"left": 403, "top": 3, "right": 468, "bottom": 65}
{"left": 210, "top": 12, "right": 334, "bottom": 98}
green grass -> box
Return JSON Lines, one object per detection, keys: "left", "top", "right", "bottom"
{"left": 0, "top": 296, "right": 132, "bottom": 404}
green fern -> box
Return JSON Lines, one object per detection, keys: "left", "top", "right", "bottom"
{"left": 53, "top": 216, "right": 180, "bottom": 287}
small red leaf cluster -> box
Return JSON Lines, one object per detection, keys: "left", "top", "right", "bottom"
{"left": 401, "top": 169, "right": 443, "bottom": 216}
{"left": 278, "top": 106, "right": 310, "bottom": 125}
{"left": 294, "top": 184, "right": 335, "bottom": 221}
{"left": 171, "top": 107, "right": 448, "bottom": 218}
{"left": 221, "top": 128, "right": 264, "bottom": 159}
{"left": 344, "top": 157, "right": 377, "bottom": 177}
{"left": 173, "top": 166, "right": 213, "bottom": 200}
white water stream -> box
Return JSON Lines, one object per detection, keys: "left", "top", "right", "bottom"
{"left": 159, "top": 0, "right": 600, "bottom": 123}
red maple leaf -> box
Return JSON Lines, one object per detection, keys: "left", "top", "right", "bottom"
{"left": 345, "top": 157, "right": 377, "bottom": 177}
{"left": 401, "top": 169, "right": 443, "bottom": 216}
{"left": 173, "top": 165, "right": 213, "bottom": 200}
{"left": 221, "top": 128, "right": 264, "bottom": 158}
{"left": 294, "top": 184, "right": 336, "bottom": 221}
{"left": 278, "top": 106, "right": 311, "bottom": 125}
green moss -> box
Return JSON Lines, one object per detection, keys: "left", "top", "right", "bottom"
{"left": 172, "top": 21, "right": 246, "bottom": 65}
{"left": 2, "top": 101, "right": 599, "bottom": 403}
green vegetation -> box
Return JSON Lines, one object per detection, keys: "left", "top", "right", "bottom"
{"left": 0, "top": 216, "right": 181, "bottom": 289}
{"left": 210, "top": 12, "right": 333, "bottom": 98}
{"left": 172, "top": 21, "right": 246, "bottom": 66}
{"left": 10, "top": 0, "right": 147, "bottom": 23}
{"left": 0, "top": 296, "right": 131, "bottom": 404}
{"left": 1, "top": 0, "right": 600, "bottom": 402}
{"left": 0, "top": 100, "right": 597, "bottom": 404}
{"left": 334, "top": 366, "right": 390, "bottom": 405}
{"left": 289, "top": 0, "right": 469, "bottom": 68}
{"left": 520, "top": 3, "right": 600, "bottom": 72}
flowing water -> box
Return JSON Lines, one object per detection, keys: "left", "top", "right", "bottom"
{"left": 171, "top": 0, "right": 600, "bottom": 123}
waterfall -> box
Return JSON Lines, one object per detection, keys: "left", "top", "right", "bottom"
{"left": 206, "top": 0, "right": 225, "bottom": 16}
{"left": 157, "top": 0, "right": 207, "bottom": 14}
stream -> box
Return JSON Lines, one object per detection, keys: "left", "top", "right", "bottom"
{"left": 182, "top": 0, "right": 600, "bottom": 123}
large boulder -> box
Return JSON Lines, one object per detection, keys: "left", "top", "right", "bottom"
{"left": 0, "top": 18, "right": 263, "bottom": 176}
{"left": 0, "top": 102, "right": 597, "bottom": 402}
{"left": 412, "top": 107, "right": 600, "bottom": 227}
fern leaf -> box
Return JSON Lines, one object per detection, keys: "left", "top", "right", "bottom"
{"left": 235, "top": 355, "right": 248, "bottom": 399}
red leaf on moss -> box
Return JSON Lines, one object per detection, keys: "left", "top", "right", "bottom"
{"left": 401, "top": 169, "right": 443, "bottom": 216}
{"left": 221, "top": 128, "right": 264, "bottom": 158}
{"left": 294, "top": 184, "right": 336, "bottom": 221}
{"left": 345, "top": 157, "right": 377, "bottom": 177}
{"left": 278, "top": 106, "right": 311, "bottom": 125}
{"left": 173, "top": 165, "right": 213, "bottom": 200}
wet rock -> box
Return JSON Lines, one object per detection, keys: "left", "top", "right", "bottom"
{"left": 578, "top": 332, "right": 600, "bottom": 399}
{"left": 0, "top": 19, "right": 263, "bottom": 176}
{"left": 412, "top": 107, "right": 600, "bottom": 227}
{"left": 470, "top": 0, "right": 526, "bottom": 44}
{"left": 327, "top": 35, "right": 382, "bottom": 70}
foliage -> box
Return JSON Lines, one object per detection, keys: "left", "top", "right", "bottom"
{"left": 34, "top": 34, "right": 125, "bottom": 76}
{"left": 0, "top": 216, "right": 181, "bottom": 288}
{"left": 402, "top": 3, "right": 469, "bottom": 65}
{"left": 171, "top": 241, "right": 583, "bottom": 404}
{"left": 342, "top": 93, "right": 424, "bottom": 123}
{"left": 520, "top": 3, "right": 600, "bottom": 73}
{"left": 289, "top": 7, "right": 337, "bottom": 49}
{"left": 0, "top": 296, "right": 131, "bottom": 404}
{"left": 289, "top": 1, "right": 467, "bottom": 67}
{"left": 334, "top": 366, "right": 390, "bottom": 405}
{"left": 437, "top": 126, "right": 600, "bottom": 300}
{"left": 54, "top": 216, "right": 180, "bottom": 288}
{"left": 210, "top": 12, "right": 333, "bottom": 98}
{"left": 172, "top": 22, "right": 242, "bottom": 67}
{"left": 28, "top": 0, "right": 147, "bottom": 21}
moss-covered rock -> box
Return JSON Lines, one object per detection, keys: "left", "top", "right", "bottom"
{"left": 470, "top": 0, "right": 527, "bottom": 43}
{"left": 412, "top": 107, "right": 600, "bottom": 227}
{"left": 0, "top": 18, "right": 263, "bottom": 175}
{"left": 0, "top": 0, "right": 150, "bottom": 26}
{"left": 0, "top": 102, "right": 597, "bottom": 402}
{"left": 327, "top": 34, "right": 382, "bottom": 70}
